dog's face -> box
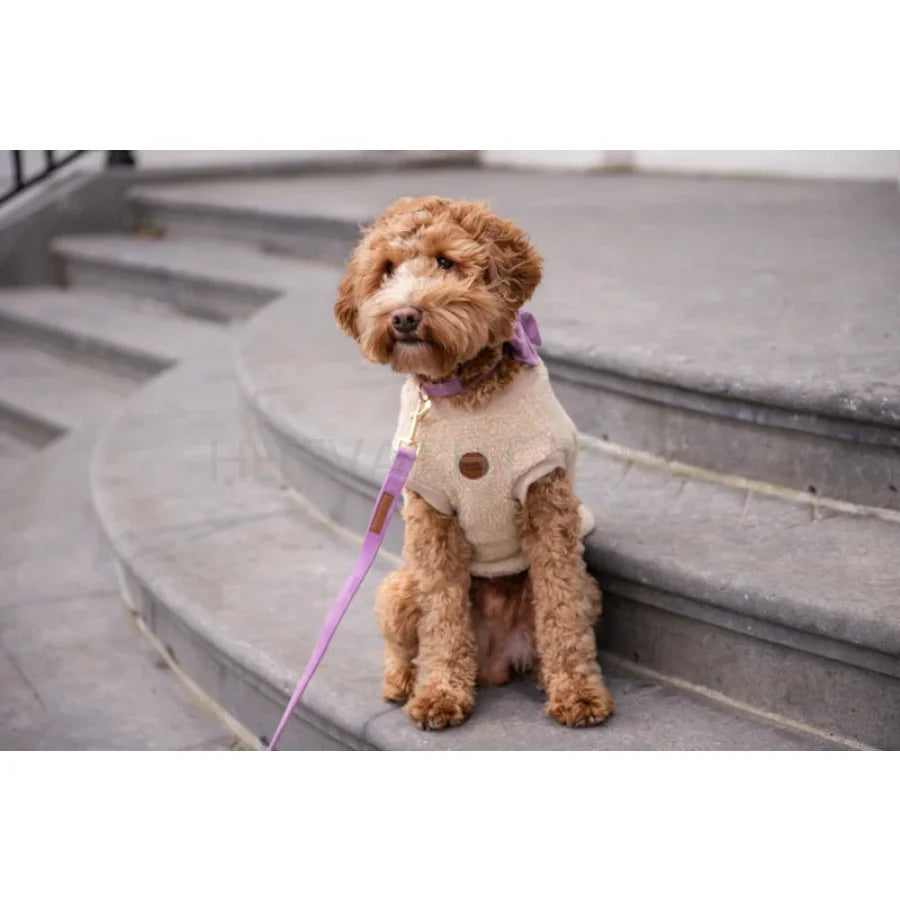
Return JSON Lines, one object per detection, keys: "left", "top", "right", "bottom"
{"left": 334, "top": 196, "right": 542, "bottom": 380}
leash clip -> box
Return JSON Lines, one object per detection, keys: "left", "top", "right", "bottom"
{"left": 396, "top": 388, "right": 431, "bottom": 453}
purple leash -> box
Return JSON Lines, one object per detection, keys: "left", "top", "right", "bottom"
{"left": 266, "top": 311, "right": 542, "bottom": 749}
{"left": 266, "top": 398, "right": 430, "bottom": 750}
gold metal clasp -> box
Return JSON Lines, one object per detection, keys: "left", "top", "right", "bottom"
{"left": 396, "top": 388, "right": 432, "bottom": 452}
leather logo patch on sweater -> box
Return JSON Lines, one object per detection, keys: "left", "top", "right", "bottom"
{"left": 459, "top": 452, "right": 489, "bottom": 480}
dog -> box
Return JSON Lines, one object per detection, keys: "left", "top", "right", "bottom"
{"left": 334, "top": 195, "right": 614, "bottom": 730}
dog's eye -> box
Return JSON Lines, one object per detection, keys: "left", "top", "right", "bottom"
{"left": 436, "top": 256, "right": 454, "bottom": 270}
{"left": 384, "top": 261, "right": 395, "bottom": 277}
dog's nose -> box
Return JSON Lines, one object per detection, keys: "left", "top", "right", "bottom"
{"left": 391, "top": 306, "right": 422, "bottom": 335}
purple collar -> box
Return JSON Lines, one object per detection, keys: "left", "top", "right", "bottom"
{"left": 419, "top": 310, "right": 543, "bottom": 399}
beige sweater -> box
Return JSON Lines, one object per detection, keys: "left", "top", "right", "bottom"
{"left": 393, "top": 362, "right": 594, "bottom": 577}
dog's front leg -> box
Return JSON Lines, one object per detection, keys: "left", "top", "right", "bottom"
{"left": 521, "top": 469, "right": 614, "bottom": 727}
{"left": 402, "top": 490, "right": 477, "bottom": 730}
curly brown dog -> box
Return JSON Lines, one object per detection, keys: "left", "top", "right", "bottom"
{"left": 334, "top": 195, "right": 613, "bottom": 730}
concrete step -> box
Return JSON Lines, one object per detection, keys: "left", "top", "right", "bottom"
{"left": 0, "top": 420, "right": 246, "bottom": 749}
{"left": 0, "top": 397, "right": 65, "bottom": 452}
{"left": 0, "top": 286, "right": 227, "bottom": 379}
{"left": 0, "top": 336, "right": 136, "bottom": 436}
{"left": 0, "top": 285, "right": 229, "bottom": 464}
{"left": 130, "top": 180, "right": 362, "bottom": 262}
{"left": 128, "top": 169, "right": 900, "bottom": 510}
{"left": 122, "top": 150, "right": 478, "bottom": 181}
{"left": 51, "top": 234, "right": 335, "bottom": 323}
{"left": 90, "top": 339, "right": 841, "bottom": 750}
{"left": 120, "top": 151, "right": 478, "bottom": 192}
{"left": 0, "top": 427, "right": 36, "bottom": 461}
{"left": 237, "top": 289, "right": 900, "bottom": 749}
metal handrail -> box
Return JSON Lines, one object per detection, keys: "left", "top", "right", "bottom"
{"left": 1, "top": 151, "right": 135, "bottom": 206}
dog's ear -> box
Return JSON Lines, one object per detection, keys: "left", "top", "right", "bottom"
{"left": 486, "top": 215, "right": 543, "bottom": 307}
{"left": 456, "top": 203, "right": 543, "bottom": 307}
{"left": 334, "top": 265, "right": 360, "bottom": 338}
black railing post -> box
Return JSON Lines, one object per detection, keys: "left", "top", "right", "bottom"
{"left": 12, "top": 151, "right": 24, "bottom": 189}
{"left": 1, "top": 150, "right": 90, "bottom": 206}
{"left": 106, "top": 151, "right": 136, "bottom": 168}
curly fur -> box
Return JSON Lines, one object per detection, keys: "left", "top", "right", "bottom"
{"left": 337, "top": 195, "right": 613, "bottom": 729}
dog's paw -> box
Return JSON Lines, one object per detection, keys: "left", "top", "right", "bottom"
{"left": 545, "top": 677, "right": 614, "bottom": 727}
{"left": 405, "top": 686, "right": 473, "bottom": 731}
{"left": 382, "top": 664, "right": 415, "bottom": 704}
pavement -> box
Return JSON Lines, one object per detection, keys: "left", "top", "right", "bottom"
{"left": 0, "top": 423, "right": 246, "bottom": 750}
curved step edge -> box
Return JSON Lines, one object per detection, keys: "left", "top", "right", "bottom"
{"left": 237, "top": 293, "right": 900, "bottom": 748}
{"left": 87, "top": 326, "right": 845, "bottom": 751}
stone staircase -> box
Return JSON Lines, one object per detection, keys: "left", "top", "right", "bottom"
{"left": 0, "top": 283, "right": 248, "bottom": 747}
{"left": 3, "top": 160, "right": 898, "bottom": 749}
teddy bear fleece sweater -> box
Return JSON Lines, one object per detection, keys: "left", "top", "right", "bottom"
{"left": 393, "top": 361, "right": 595, "bottom": 577}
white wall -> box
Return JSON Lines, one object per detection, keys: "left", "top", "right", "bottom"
{"left": 631, "top": 150, "right": 899, "bottom": 181}
{"left": 479, "top": 149, "right": 900, "bottom": 181}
